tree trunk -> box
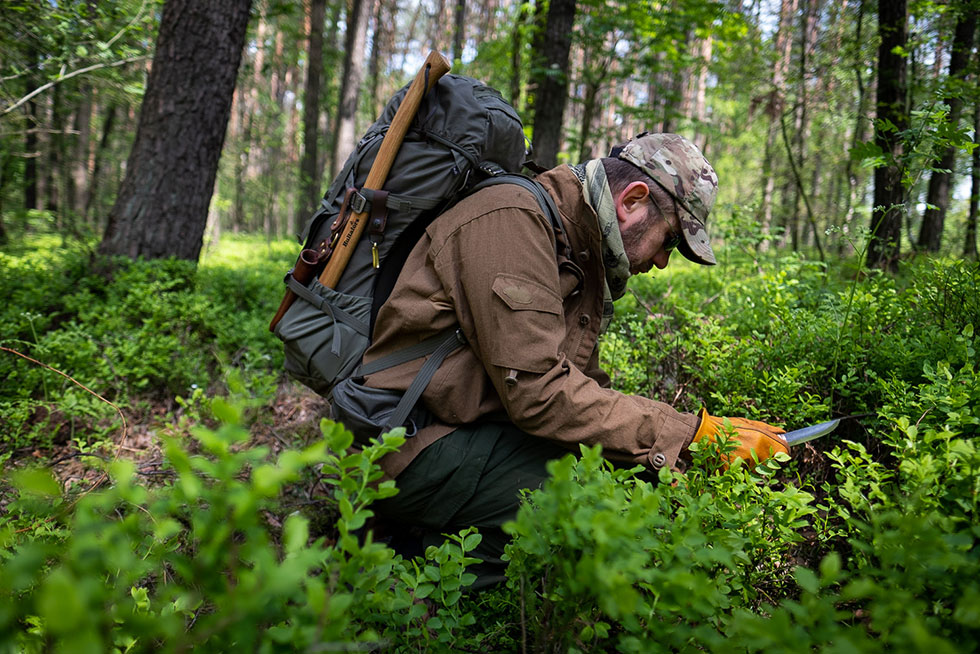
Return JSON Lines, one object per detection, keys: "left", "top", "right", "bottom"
{"left": 0, "top": 152, "right": 11, "bottom": 244}
{"left": 86, "top": 104, "right": 117, "bottom": 226}
{"left": 70, "top": 85, "right": 94, "bottom": 222}
{"left": 45, "top": 84, "right": 62, "bottom": 215}
{"left": 688, "top": 35, "right": 712, "bottom": 151}
{"left": 917, "top": 8, "right": 976, "bottom": 252}
{"left": 322, "top": 0, "right": 343, "bottom": 177}
{"left": 331, "top": 0, "right": 371, "bottom": 176}
{"left": 453, "top": 0, "right": 466, "bottom": 66}
{"left": 510, "top": 0, "right": 531, "bottom": 110}
{"left": 965, "top": 98, "right": 979, "bottom": 259}
{"left": 758, "top": 0, "right": 798, "bottom": 249}
{"left": 528, "top": 0, "right": 577, "bottom": 168}
{"left": 867, "top": 0, "right": 908, "bottom": 272}
{"left": 24, "top": 45, "right": 39, "bottom": 211}
{"left": 299, "top": 0, "right": 327, "bottom": 229}
{"left": 99, "top": 0, "right": 253, "bottom": 261}
{"left": 578, "top": 77, "right": 600, "bottom": 162}
{"left": 843, "top": 0, "right": 869, "bottom": 231}
{"left": 367, "top": 0, "right": 392, "bottom": 118}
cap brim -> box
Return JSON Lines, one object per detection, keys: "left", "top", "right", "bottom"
{"left": 677, "top": 214, "right": 716, "bottom": 265}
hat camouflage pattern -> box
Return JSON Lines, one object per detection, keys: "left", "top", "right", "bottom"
{"left": 611, "top": 132, "right": 718, "bottom": 266}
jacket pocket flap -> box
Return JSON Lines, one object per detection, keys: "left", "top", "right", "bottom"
{"left": 491, "top": 274, "right": 561, "bottom": 314}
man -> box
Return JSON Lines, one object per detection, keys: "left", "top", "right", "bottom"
{"left": 363, "top": 133, "right": 788, "bottom": 586}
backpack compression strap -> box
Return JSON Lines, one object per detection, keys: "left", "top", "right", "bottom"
{"left": 354, "top": 326, "right": 467, "bottom": 434}
{"left": 353, "top": 176, "right": 563, "bottom": 437}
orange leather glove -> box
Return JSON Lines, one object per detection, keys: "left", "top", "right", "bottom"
{"left": 692, "top": 408, "right": 789, "bottom": 467}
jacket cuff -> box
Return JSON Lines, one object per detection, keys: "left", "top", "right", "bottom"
{"left": 647, "top": 410, "right": 700, "bottom": 473}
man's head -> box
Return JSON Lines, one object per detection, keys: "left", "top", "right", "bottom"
{"left": 602, "top": 133, "right": 718, "bottom": 270}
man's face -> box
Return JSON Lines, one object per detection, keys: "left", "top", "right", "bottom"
{"left": 616, "top": 182, "right": 682, "bottom": 275}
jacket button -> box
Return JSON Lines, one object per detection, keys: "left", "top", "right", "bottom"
{"left": 651, "top": 452, "right": 667, "bottom": 468}
{"left": 578, "top": 250, "right": 590, "bottom": 262}
{"left": 579, "top": 314, "right": 590, "bottom": 326}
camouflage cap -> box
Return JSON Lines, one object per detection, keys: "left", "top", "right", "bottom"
{"left": 610, "top": 132, "right": 718, "bottom": 266}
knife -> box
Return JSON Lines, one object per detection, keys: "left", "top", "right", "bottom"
{"left": 782, "top": 418, "right": 841, "bottom": 446}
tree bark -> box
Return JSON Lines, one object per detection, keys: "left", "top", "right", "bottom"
{"left": 86, "top": 104, "right": 117, "bottom": 226}
{"left": 71, "top": 86, "right": 95, "bottom": 222}
{"left": 24, "top": 44, "right": 39, "bottom": 211}
{"left": 867, "top": 0, "right": 908, "bottom": 272}
{"left": 453, "top": 0, "right": 466, "bottom": 66}
{"left": 322, "top": 0, "right": 343, "bottom": 177}
{"left": 331, "top": 0, "right": 371, "bottom": 176}
{"left": 299, "top": 0, "right": 327, "bottom": 230}
{"left": 99, "top": 0, "right": 253, "bottom": 261}
{"left": 917, "top": 8, "right": 976, "bottom": 252}
{"left": 510, "top": 0, "right": 532, "bottom": 110}
{"left": 528, "top": 0, "right": 577, "bottom": 168}
{"left": 758, "top": 0, "right": 798, "bottom": 249}
{"left": 965, "top": 98, "right": 979, "bottom": 259}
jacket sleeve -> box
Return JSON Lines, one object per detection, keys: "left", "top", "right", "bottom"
{"left": 429, "top": 204, "right": 697, "bottom": 471}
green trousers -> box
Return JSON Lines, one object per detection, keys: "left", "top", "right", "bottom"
{"left": 375, "top": 422, "right": 570, "bottom": 589}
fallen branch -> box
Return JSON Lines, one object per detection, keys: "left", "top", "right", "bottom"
{"left": 1, "top": 346, "right": 128, "bottom": 495}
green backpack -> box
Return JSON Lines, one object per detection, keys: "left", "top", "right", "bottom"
{"left": 272, "top": 75, "right": 565, "bottom": 442}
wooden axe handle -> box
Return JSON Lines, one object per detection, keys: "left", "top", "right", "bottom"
{"left": 317, "top": 50, "right": 451, "bottom": 289}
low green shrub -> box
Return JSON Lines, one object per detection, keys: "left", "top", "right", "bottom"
{"left": 0, "top": 403, "right": 485, "bottom": 653}
{"left": 0, "top": 235, "right": 292, "bottom": 450}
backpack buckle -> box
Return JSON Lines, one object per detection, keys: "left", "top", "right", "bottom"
{"left": 350, "top": 190, "right": 369, "bottom": 214}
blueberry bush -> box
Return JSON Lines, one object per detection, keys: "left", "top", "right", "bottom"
{"left": 1, "top": 234, "right": 978, "bottom": 651}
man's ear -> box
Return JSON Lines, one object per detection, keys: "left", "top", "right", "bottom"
{"left": 615, "top": 181, "right": 650, "bottom": 224}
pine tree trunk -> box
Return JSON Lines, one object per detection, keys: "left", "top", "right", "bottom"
{"left": 24, "top": 44, "right": 39, "bottom": 211}
{"left": 322, "top": 0, "right": 343, "bottom": 177}
{"left": 758, "top": 0, "right": 798, "bottom": 249}
{"left": 453, "top": 0, "right": 466, "bottom": 66}
{"left": 99, "top": 0, "right": 253, "bottom": 261}
{"left": 965, "top": 98, "right": 979, "bottom": 259}
{"left": 917, "top": 9, "right": 976, "bottom": 252}
{"left": 510, "top": 0, "right": 531, "bottom": 110}
{"left": 299, "top": 0, "right": 327, "bottom": 229}
{"left": 45, "top": 85, "right": 62, "bottom": 215}
{"left": 73, "top": 86, "right": 95, "bottom": 223}
{"left": 528, "top": 0, "right": 576, "bottom": 168}
{"left": 86, "top": 104, "right": 116, "bottom": 227}
{"left": 868, "top": 0, "right": 908, "bottom": 272}
{"left": 331, "top": 0, "right": 371, "bottom": 176}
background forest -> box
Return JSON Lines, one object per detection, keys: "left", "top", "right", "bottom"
{"left": 2, "top": 0, "right": 980, "bottom": 652}
{"left": 2, "top": 0, "right": 978, "bottom": 261}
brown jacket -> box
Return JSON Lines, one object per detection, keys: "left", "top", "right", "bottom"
{"left": 363, "top": 165, "right": 698, "bottom": 479}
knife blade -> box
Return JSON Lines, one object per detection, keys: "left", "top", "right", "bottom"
{"left": 782, "top": 418, "right": 841, "bottom": 446}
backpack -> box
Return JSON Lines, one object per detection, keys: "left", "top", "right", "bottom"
{"left": 272, "top": 75, "right": 566, "bottom": 441}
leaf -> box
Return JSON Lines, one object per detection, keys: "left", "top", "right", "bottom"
{"left": 327, "top": 592, "right": 354, "bottom": 619}
{"left": 795, "top": 566, "right": 820, "bottom": 594}
{"left": 12, "top": 467, "right": 61, "bottom": 498}
{"left": 37, "top": 568, "right": 84, "bottom": 634}
{"left": 210, "top": 397, "right": 240, "bottom": 425}
{"left": 322, "top": 419, "right": 353, "bottom": 453}
{"left": 819, "top": 552, "right": 842, "bottom": 584}
{"left": 462, "top": 532, "right": 482, "bottom": 552}
{"left": 283, "top": 513, "right": 309, "bottom": 555}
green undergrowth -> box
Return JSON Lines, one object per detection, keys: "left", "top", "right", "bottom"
{"left": 605, "top": 252, "right": 979, "bottom": 430}
{"left": 1, "top": 235, "right": 979, "bottom": 651}
{"left": 0, "top": 234, "right": 295, "bottom": 454}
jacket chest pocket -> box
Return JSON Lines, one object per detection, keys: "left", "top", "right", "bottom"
{"left": 558, "top": 258, "right": 583, "bottom": 299}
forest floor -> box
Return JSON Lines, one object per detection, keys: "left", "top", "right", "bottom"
{"left": 20, "top": 379, "right": 330, "bottom": 496}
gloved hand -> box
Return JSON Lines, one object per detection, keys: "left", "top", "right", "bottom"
{"left": 692, "top": 408, "right": 789, "bottom": 467}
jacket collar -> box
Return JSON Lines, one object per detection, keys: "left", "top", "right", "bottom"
{"left": 535, "top": 164, "right": 602, "bottom": 260}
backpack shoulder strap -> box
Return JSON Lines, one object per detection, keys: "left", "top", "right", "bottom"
{"left": 468, "top": 173, "right": 572, "bottom": 260}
